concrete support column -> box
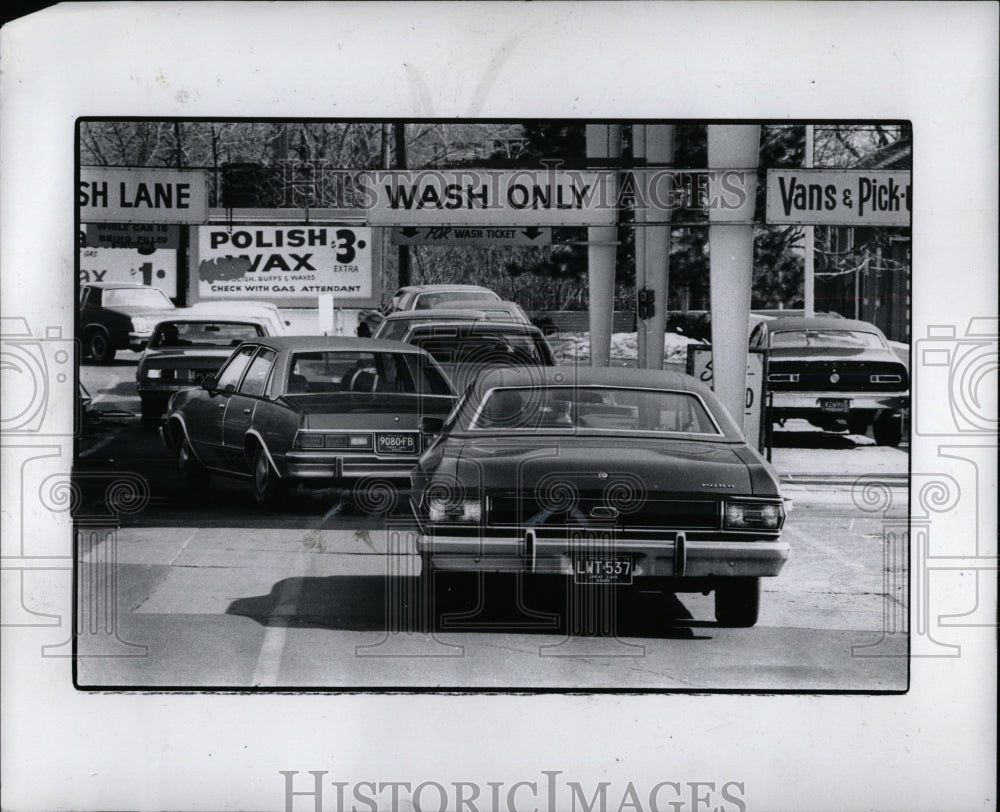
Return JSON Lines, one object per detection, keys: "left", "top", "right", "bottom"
{"left": 586, "top": 124, "right": 621, "bottom": 367}
{"left": 707, "top": 125, "right": 759, "bottom": 425}
{"left": 641, "top": 124, "right": 674, "bottom": 369}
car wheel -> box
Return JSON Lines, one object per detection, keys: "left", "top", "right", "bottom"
{"left": 86, "top": 329, "right": 116, "bottom": 363}
{"left": 251, "top": 445, "right": 285, "bottom": 507}
{"left": 177, "top": 436, "right": 210, "bottom": 493}
{"left": 714, "top": 577, "right": 760, "bottom": 627}
{"left": 872, "top": 412, "right": 903, "bottom": 446}
{"left": 140, "top": 399, "right": 161, "bottom": 431}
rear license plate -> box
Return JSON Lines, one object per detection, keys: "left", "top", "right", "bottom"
{"left": 819, "top": 398, "right": 850, "bottom": 413}
{"left": 376, "top": 433, "right": 416, "bottom": 454}
{"left": 574, "top": 556, "right": 633, "bottom": 585}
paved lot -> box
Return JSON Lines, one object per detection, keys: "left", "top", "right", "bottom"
{"left": 74, "top": 357, "right": 909, "bottom": 691}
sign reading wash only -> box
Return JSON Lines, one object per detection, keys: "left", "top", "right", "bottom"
{"left": 193, "top": 225, "right": 375, "bottom": 306}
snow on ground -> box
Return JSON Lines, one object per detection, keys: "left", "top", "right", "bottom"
{"left": 549, "top": 331, "right": 703, "bottom": 364}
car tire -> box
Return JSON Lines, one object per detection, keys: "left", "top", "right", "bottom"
{"left": 140, "top": 399, "right": 161, "bottom": 431}
{"left": 872, "top": 412, "right": 903, "bottom": 447}
{"left": 714, "top": 577, "right": 760, "bottom": 627}
{"left": 86, "top": 329, "right": 116, "bottom": 363}
{"left": 177, "top": 436, "right": 210, "bottom": 493}
{"left": 251, "top": 445, "right": 285, "bottom": 507}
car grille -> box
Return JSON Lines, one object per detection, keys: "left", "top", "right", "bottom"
{"left": 767, "top": 360, "right": 908, "bottom": 392}
{"left": 487, "top": 491, "right": 720, "bottom": 529}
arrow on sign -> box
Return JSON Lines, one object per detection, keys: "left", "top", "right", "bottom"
{"left": 400, "top": 227, "right": 421, "bottom": 238}
{"left": 522, "top": 227, "right": 544, "bottom": 240}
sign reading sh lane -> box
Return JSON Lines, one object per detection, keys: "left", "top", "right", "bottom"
{"left": 79, "top": 167, "right": 210, "bottom": 224}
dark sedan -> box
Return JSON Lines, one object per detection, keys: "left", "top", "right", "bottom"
{"left": 750, "top": 316, "right": 908, "bottom": 445}
{"left": 398, "top": 321, "right": 556, "bottom": 391}
{"left": 77, "top": 282, "right": 176, "bottom": 362}
{"left": 411, "top": 367, "right": 789, "bottom": 627}
{"left": 135, "top": 317, "right": 271, "bottom": 429}
{"left": 162, "top": 337, "right": 456, "bottom": 505}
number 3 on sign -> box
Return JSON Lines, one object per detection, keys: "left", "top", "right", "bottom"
{"left": 333, "top": 228, "right": 364, "bottom": 264}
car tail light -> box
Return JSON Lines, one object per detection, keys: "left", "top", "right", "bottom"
{"left": 870, "top": 374, "right": 903, "bottom": 383}
{"left": 724, "top": 501, "right": 784, "bottom": 530}
{"left": 768, "top": 373, "right": 799, "bottom": 383}
{"left": 294, "top": 432, "right": 372, "bottom": 450}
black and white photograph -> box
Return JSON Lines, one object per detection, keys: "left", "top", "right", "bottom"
{"left": 69, "top": 117, "right": 913, "bottom": 692}
{"left": 1, "top": 3, "right": 996, "bottom": 812}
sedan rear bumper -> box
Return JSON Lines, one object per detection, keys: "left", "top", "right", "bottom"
{"left": 771, "top": 391, "right": 909, "bottom": 412}
{"left": 282, "top": 452, "right": 418, "bottom": 480}
{"left": 419, "top": 532, "right": 789, "bottom": 579}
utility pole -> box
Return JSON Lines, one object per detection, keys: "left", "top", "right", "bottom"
{"left": 803, "top": 124, "right": 815, "bottom": 317}
{"left": 394, "top": 123, "right": 412, "bottom": 287}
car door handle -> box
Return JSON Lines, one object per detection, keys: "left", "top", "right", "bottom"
{"left": 218, "top": 403, "right": 226, "bottom": 410}
{"left": 243, "top": 408, "right": 252, "bottom": 415}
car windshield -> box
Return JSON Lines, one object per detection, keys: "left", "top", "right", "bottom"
{"left": 150, "top": 321, "right": 264, "bottom": 348}
{"left": 466, "top": 386, "right": 722, "bottom": 435}
{"left": 286, "top": 351, "right": 452, "bottom": 396}
{"left": 102, "top": 287, "right": 173, "bottom": 308}
{"left": 769, "top": 329, "right": 886, "bottom": 349}
{"left": 409, "top": 331, "right": 550, "bottom": 365}
{"left": 413, "top": 290, "right": 499, "bottom": 309}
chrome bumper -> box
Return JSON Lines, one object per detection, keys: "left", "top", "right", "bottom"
{"left": 282, "top": 451, "right": 418, "bottom": 480}
{"left": 418, "top": 532, "right": 789, "bottom": 579}
{"left": 771, "top": 391, "right": 909, "bottom": 411}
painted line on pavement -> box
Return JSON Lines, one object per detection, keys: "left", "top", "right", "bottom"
{"left": 250, "top": 548, "right": 311, "bottom": 687}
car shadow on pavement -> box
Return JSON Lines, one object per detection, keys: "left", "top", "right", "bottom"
{"left": 771, "top": 429, "right": 870, "bottom": 450}
{"left": 227, "top": 574, "right": 711, "bottom": 640}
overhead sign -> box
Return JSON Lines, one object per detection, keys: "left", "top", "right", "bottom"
{"left": 359, "top": 169, "right": 616, "bottom": 226}
{"left": 79, "top": 244, "right": 178, "bottom": 297}
{"left": 766, "top": 169, "right": 911, "bottom": 226}
{"left": 194, "top": 225, "right": 373, "bottom": 304}
{"left": 686, "top": 346, "right": 767, "bottom": 452}
{"left": 84, "top": 223, "right": 180, "bottom": 251}
{"left": 391, "top": 225, "right": 552, "bottom": 246}
{"left": 79, "top": 167, "right": 210, "bottom": 224}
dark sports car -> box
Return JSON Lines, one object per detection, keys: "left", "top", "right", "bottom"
{"left": 162, "top": 337, "right": 456, "bottom": 505}
{"left": 411, "top": 367, "right": 789, "bottom": 627}
{"left": 356, "top": 284, "right": 502, "bottom": 336}
{"left": 750, "top": 316, "right": 909, "bottom": 445}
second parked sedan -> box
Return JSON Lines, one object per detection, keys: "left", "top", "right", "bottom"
{"left": 162, "top": 337, "right": 456, "bottom": 505}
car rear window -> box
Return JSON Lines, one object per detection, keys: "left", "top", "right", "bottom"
{"left": 286, "top": 351, "right": 452, "bottom": 396}
{"left": 413, "top": 290, "right": 499, "bottom": 309}
{"left": 769, "top": 329, "right": 886, "bottom": 349}
{"left": 467, "top": 386, "right": 722, "bottom": 435}
{"left": 409, "top": 332, "right": 548, "bottom": 365}
{"left": 150, "top": 321, "right": 264, "bottom": 348}
{"left": 103, "top": 287, "right": 173, "bottom": 308}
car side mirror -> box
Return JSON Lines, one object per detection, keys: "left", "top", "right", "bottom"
{"left": 201, "top": 377, "right": 218, "bottom": 391}
{"left": 419, "top": 416, "right": 445, "bottom": 435}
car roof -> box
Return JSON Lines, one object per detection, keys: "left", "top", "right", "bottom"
{"left": 397, "top": 284, "right": 496, "bottom": 294}
{"left": 152, "top": 315, "right": 269, "bottom": 327}
{"left": 381, "top": 308, "right": 505, "bottom": 322}
{"left": 475, "top": 365, "right": 711, "bottom": 393}
{"left": 764, "top": 315, "right": 885, "bottom": 332}
{"left": 237, "top": 336, "right": 431, "bottom": 354}
{"left": 407, "top": 322, "right": 543, "bottom": 337}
